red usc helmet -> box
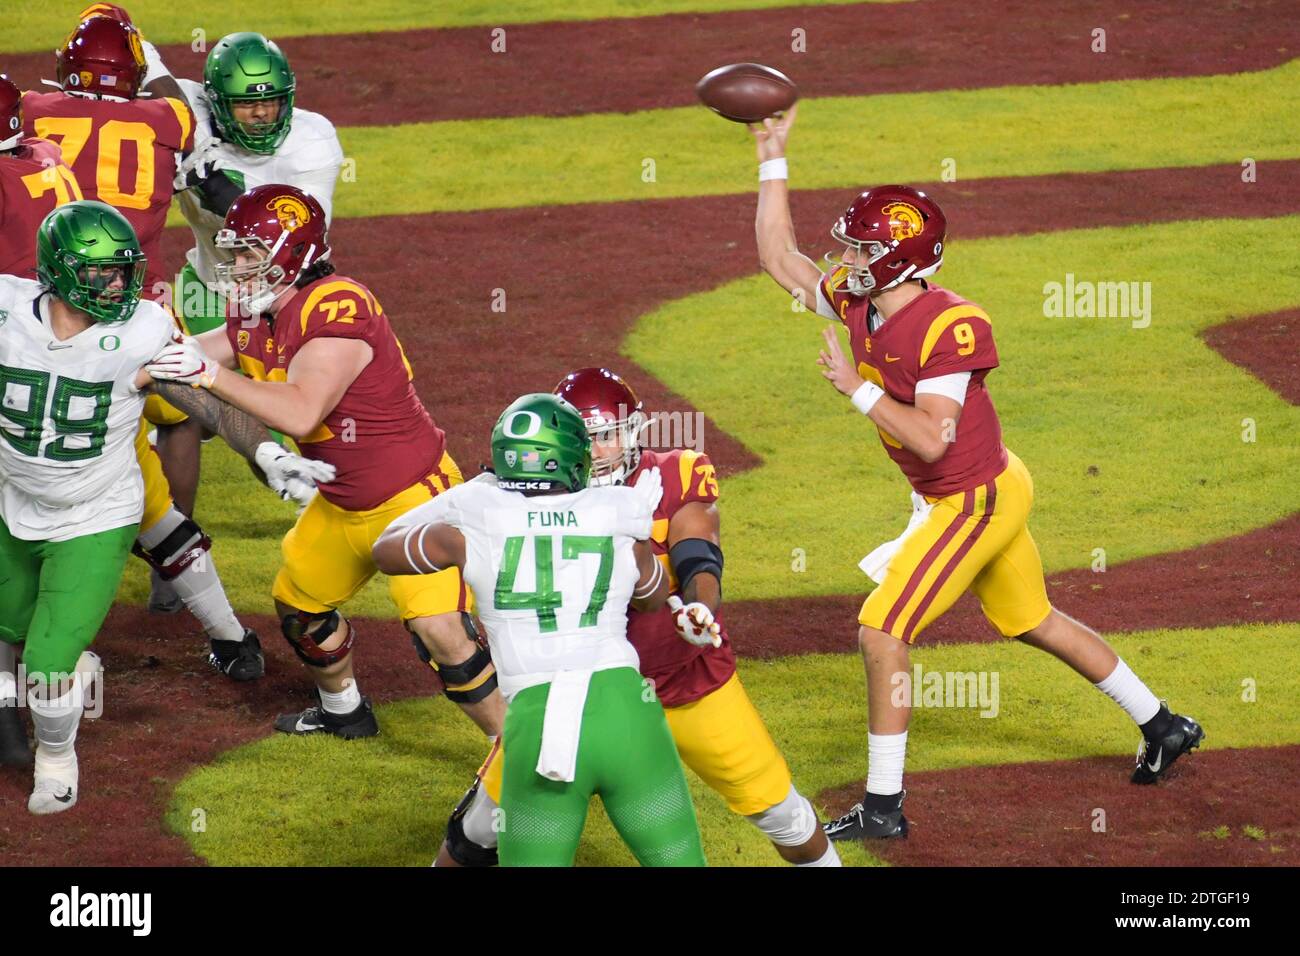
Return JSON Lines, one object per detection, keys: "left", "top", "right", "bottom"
{"left": 826, "top": 185, "right": 946, "bottom": 297}
{"left": 215, "top": 184, "right": 329, "bottom": 314}
{"left": 0, "top": 74, "right": 22, "bottom": 151}
{"left": 57, "top": 15, "right": 146, "bottom": 100}
{"left": 553, "top": 367, "right": 648, "bottom": 485}
{"left": 77, "top": 3, "right": 135, "bottom": 25}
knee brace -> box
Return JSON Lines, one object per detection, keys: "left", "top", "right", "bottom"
{"left": 746, "top": 785, "right": 819, "bottom": 847}
{"left": 443, "top": 777, "right": 500, "bottom": 867}
{"left": 133, "top": 514, "right": 211, "bottom": 581}
{"left": 280, "top": 610, "right": 353, "bottom": 668}
{"left": 411, "top": 613, "right": 498, "bottom": 704}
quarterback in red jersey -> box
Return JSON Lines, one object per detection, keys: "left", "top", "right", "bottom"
{"left": 147, "top": 185, "right": 505, "bottom": 743}
{"left": 0, "top": 74, "right": 83, "bottom": 278}
{"left": 428, "top": 368, "right": 838, "bottom": 868}
{"left": 752, "top": 106, "right": 1203, "bottom": 842}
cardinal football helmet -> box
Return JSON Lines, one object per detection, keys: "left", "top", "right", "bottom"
{"left": 825, "top": 185, "right": 947, "bottom": 297}
{"left": 56, "top": 14, "right": 146, "bottom": 101}
{"left": 214, "top": 184, "right": 328, "bottom": 314}
{"left": 0, "top": 74, "right": 22, "bottom": 152}
{"left": 553, "top": 367, "right": 647, "bottom": 486}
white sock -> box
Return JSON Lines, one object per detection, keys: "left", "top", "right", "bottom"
{"left": 139, "top": 507, "right": 244, "bottom": 642}
{"left": 169, "top": 559, "right": 245, "bottom": 642}
{"left": 319, "top": 680, "right": 362, "bottom": 715}
{"left": 1094, "top": 657, "right": 1160, "bottom": 726}
{"left": 797, "top": 842, "right": 843, "bottom": 867}
{"left": 866, "top": 731, "right": 908, "bottom": 796}
{"left": 29, "top": 683, "right": 84, "bottom": 778}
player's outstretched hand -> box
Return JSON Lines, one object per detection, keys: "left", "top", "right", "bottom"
{"left": 817, "top": 324, "right": 866, "bottom": 397}
{"left": 147, "top": 334, "right": 220, "bottom": 388}
{"left": 749, "top": 102, "right": 797, "bottom": 163}
{"left": 630, "top": 465, "right": 664, "bottom": 518}
{"left": 668, "top": 595, "right": 722, "bottom": 648}
{"left": 255, "top": 441, "right": 336, "bottom": 506}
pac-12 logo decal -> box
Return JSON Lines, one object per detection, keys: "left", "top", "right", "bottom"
{"left": 504, "top": 450, "right": 518, "bottom": 467}
{"left": 268, "top": 195, "right": 311, "bottom": 232}
{"left": 882, "top": 201, "right": 924, "bottom": 241}
{"left": 237, "top": 329, "right": 250, "bottom": 350}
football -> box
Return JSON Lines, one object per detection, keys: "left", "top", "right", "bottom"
{"left": 695, "top": 62, "right": 799, "bottom": 123}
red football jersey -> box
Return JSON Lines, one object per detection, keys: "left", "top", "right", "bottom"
{"left": 22, "top": 91, "right": 192, "bottom": 293}
{"left": 227, "top": 276, "right": 447, "bottom": 511}
{"left": 624, "top": 448, "right": 737, "bottom": 708}
{"left": 0, "top": 138, "right": 83, "bottom": 278}
{"left": 821, "top": 273, "right": 1009, "bottom": 498}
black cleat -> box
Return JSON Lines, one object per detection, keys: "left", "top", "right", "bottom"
{"left": 823, "top": 790, "right": 909, "bottom": 842}
{"left": 0, "top": 701, "right": 32, "bottom": 767}
{"left": 274, "top": 697, "right": 379, "bottom": 739}
{"left": 208, "top": 629, "right": 265, "bottom": 681}
{"left": 1132, "top": 704, "right": 1204, "bottom": 784}
{"left": 148, "top": 570, "right": 184, "bottom": 614}
{"left": 442, "top": 777, "right": 500, "bottom": 867}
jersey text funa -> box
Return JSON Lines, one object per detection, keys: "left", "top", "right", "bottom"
{"left": 386, "top": 478, "right": 652, "bottom": 699}
{"left": 820, "top": 274, "right": 1008, "bottom": 497}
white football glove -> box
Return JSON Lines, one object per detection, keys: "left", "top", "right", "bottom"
{"left": 255, "top": 441, "right": 337, "bottom": 507}
{"left": 630, "top": 465, "right": 664, "bottom": 520}
{"left": 173, "top": 138, "right": 223, "bottom": 192}
{"left": 668, "top": 595, "right": 722, "bottom": 648}
{"left": 146, "top": 334, "right": 220, "bottom": 388}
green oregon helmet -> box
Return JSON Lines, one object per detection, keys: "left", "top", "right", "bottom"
{"left": 203, "top": 32, "right": 295, "bottom": 154}
{"left": 491, "top": 393, "right": 593, "bottom": 494}
{"left": 35, "top": 200, "right": 145, "bottom": 323}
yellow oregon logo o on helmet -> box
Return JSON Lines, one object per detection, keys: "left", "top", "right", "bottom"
{"left": 269, "top": 196, "right": 311, "bottom": 232}
{"left": 882, "top": 201, "right": 924, "bottom": 241}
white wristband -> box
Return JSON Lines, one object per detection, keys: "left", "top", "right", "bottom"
{"left": 850, "top": 380, "right": 885, "bottom": 415}
{"left": 759, "top": 157, "right": 788, "bottom": 182}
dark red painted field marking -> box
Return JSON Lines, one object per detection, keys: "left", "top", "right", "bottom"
{"left": 1203, "top": 308, "right": 1300, "bottom": 406}
{"left": 3, "top": 0, "right": 1291, "bottom": 124}
{"left": 819, "top": 745, "right": 1298, "bottom": 865}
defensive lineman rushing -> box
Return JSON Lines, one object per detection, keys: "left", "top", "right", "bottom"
{"left": 373, "top": 394, "right": 707, "bottom": 866}
{"left": 9, "top": 15, "right": 267, "bottom": 681}
{"left": 438, "top": 368, "right": 839, "bottom": 867}
{"left": 751, "top": 106, "right": 1204, "bottom": 841}
{"left": 0, "top": 200, "right": 325, "bottom": 807}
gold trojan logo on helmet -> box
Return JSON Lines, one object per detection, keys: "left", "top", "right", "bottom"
{"left": 268, "top": 195, "right": 311, "bottom": 232}
{"left": 882, "top": 201, "right": 924, "bottom": 242}
{"left": 127, "top": 29, "right": 145, "bottom": 69}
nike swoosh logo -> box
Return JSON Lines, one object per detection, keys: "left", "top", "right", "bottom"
{"left": 54, "top": 788, "right": 74, "bottom": 803}
{"left": 1147, "top": 746, "right": 1164, "bottom": 772}
{"left": 294, "top": 717, "right": 316, "bottom": 733}
{"left": 47, "top": 341, "right": 73, "bottom": 351}
{"left": 885, "top": 354, "right": 902, "bottom": 362}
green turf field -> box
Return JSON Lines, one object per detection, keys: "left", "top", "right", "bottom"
{"left": 9, "top": 0, "right": 906, "bottom": 54}
{"left": 121, "top": 215, "right": 1300, "bottom": 616}
{"left": 169, "top": 623, "right": 1300, "bottom": 865}
{"left": 158, "top": 59, "right": 1300, "bottom": 223}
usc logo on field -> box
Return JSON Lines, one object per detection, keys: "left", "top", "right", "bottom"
{"left": 269, "top": 195, "right": 311, "bottom": 232}
{"left": 882, "top": 201, "right": 924, "bottom": 241}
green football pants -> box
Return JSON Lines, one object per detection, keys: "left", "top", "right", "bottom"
{"left": 499, "top": 666, "right": 706, "bottom": 867}
{"left": 0, "top": 516, "right": 137, "bottom": 679}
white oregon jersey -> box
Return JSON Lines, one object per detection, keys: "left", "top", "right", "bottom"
{"left": 388, "top": 476, "right": 654, "bottom": 699}
{"left": 0, "top": 275, "right": 173, "bottom": 541}
{"left": 176, "top": 78, "right": 344, "bottom": 289}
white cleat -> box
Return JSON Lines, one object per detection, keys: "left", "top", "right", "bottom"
{"left": 29, "top": 753, "right": 78, "bottom": 815}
